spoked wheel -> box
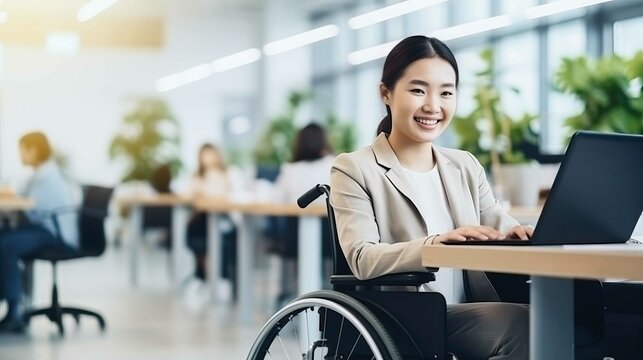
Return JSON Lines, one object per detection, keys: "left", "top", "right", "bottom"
{"left": 247, "top": 291, "right": 401, "bottom": 360}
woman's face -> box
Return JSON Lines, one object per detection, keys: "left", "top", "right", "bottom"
{"left": 19, "top": 144, "right": 38, "bottom": 166}
{"left": 200, "top": 148, "right": 220, "bottom": 170}
{"left": 381, "top": 57, "right": 457, "bottom": 145}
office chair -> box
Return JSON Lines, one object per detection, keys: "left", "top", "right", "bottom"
{"left": 22, "top": 185, "right": 113, "bottom": 336}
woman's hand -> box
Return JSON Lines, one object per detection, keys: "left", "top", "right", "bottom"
{"left": 433, "top": 226, "right": 506, "bottom": 244}
{"left": 505, "top": 225, "right": 534, "bottom": 240}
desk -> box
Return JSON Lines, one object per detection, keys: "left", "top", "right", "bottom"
{"left": 422, "top": 244, "right": 643, "bottom": 359}
{"left": 117, "top": 195, "right": 192, "bottom": 290}
{"left": 0, "top": 196, "right": 34, "bottom": 211}
{"left": 194, "top": 198, "right": 327, "bottom": 325}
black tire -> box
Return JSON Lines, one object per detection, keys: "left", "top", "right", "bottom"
{"left": 247, "top": 290, "right": 401, "bottom": 360}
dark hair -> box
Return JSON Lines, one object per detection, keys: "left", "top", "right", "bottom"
{"left": 150, "top": 164, "right": 172, "bottom": 193}
{"left": 292, "top": 123, "right": 332, "bottom": 162}
{"left": 19, "top": 131, "right": 52, "bottom": 164}
{"left": 197, "top": 143, "right": 226, "bottom": 178}
{"left": 377, "top": 36, "right": 459, "bottom": 135}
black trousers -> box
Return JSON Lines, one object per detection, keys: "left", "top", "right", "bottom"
{"left": 185, "top": 212, "right": 237, "bottom": 280}
{"left": 447, "top": 303, "right": 529, "bottom": 360}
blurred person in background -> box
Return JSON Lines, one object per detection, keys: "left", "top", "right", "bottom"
{"left": 0, "top": 132, "right": 78, "bottom": 333}
{"left": 184, "top": 144, "right": 237, "bottom": 300}
{"left": 270, "top": 123, "right": 336, "bottom": 304}
{"left": 273, "top": 123, "right": 335, "bottom": 205}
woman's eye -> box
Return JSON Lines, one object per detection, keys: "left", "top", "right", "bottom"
{"left": 411, "top": 89, "right": 425, "bottom": 94}
{"left": 442, "top": 91, "right": 454, "bottom": 96}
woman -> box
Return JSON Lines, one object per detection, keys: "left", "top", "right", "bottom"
{"left": 185, "top": 144, "right": 237, "bottom": 284}
{"left": 271, "top": 123, "right": 335, "bottom": 300}
{"left": 0, "top": 132, "right": 77, "bottom": 333}
{"left": 273, "top": 123, "right": 335, "bottom": 205}
{"left": 330, "top": 36, "right": 531, "bottom": 359}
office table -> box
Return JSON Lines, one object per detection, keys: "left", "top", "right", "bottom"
{"left": 194, "top": 198, "right": 327, "bottom": 325}
{"left": 0, "top": 196, "right": 34, "bottom": 211}
{"left": 117, "top": 194, "right": 192, "bottom": 290}
{"left": 422, "top": 243, "right": 643, "bottom": 359}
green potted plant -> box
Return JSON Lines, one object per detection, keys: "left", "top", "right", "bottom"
{"left": 554, "top": 51, "right": 643, "bottom": 140}
{"left": 452, "top": 48, "right": 539, "bottom": 206}
{"left": 253, "top": 90, "right": 358, "bottom": 179}
{"left": 253, "top": 91, "right": 310, "bottom": 171}
{"left": 324, "top": 113, "right": 358, "bottom": 155}
{"left": 109, "top": 98, "right": 182, "bottom": 183}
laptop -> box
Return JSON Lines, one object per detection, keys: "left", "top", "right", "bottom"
{"left": 442, "top": 131, "right": 643, "bottom": 246}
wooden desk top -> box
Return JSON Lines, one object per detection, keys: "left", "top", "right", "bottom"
{"left": 194, "top": 198, "right": 327, "bottom": 217}
{"left": 422, "top": 244, "right": 643, "bottom": 281}
{"left": 0, "top": 196, "right": 34, "bottom": 211}
{"left": 116, "top": 194, "right": 193, "bottom": 207}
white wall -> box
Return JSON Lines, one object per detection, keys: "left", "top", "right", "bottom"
{"left": 0, "top": 2, "right": 261, "bottom": 187}
{"left": 260, "top": 0, "right": 312, "bottom": 124}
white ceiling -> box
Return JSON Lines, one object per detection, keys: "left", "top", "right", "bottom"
{"left": 0, "top": 0, "right": 355, "bottom": 19}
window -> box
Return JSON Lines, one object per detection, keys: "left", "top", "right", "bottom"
{"left": 495, "top": 32, "right": 539, "bottom": 121}
{"left": 613, "top": 16, "right": 643, "bottom": 57}
{"left": 545, "top": 21, "right": 586, "bottom": 154}
{"left": 452, "top": 0, "right": 491, "bottom": 24}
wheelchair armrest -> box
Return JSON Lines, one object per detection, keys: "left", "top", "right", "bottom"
{"left": 330, "top": 272, "right": 435, "bottom": 287}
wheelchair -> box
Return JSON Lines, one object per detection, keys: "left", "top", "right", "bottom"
{"left": 247, "top": 184, "right": 456, "bottom": 360}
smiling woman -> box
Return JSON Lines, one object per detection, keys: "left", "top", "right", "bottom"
{"left": 330, "top": 35, "right": 533, "bottom": 359}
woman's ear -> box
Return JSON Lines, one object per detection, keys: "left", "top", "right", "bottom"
{"left": 379, "top": 83, "right": 390, "bottom": 105}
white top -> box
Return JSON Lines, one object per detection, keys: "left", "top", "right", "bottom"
{"left": 402, "top": 165, "right": 465, "bottom": 304}
{"left": 273, "top": 155, "right": 335, "bottom": 205}
{"left": 20, "top": 160, "right": 79, "bottom": 247}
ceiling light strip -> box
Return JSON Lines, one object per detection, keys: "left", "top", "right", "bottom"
{"left": 347, "top": 40, "right": 399, "bottom": 65}
{"left": 431, "top": 15, "right": 513, "bottom": 40}
{"left": 212, "top": 48, "right": 262, "bottom": 73}
{"left": 77, "top": 0, "right": 120, "bottom": 22}
{"left": 347, "top": 15, "right": 512, "bottom": 65}
{"left": 348, "top": 0, "right": 448, "bottom": 30}
{"left": 263, "top": 24, "right": 339, "bottom": 56}
{"left": 156, "top": 48, "right": 261, "bottom": 92}
{"left": 524, "top": 0, "right": 615, "bottom": 20}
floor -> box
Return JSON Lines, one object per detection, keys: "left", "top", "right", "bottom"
{"left": 0, "top": 242, "right": 274, "bottom": 360}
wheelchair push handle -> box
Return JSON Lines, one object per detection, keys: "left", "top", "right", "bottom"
{"left": 297, "top": 184, "right": 330, "bottom": 208}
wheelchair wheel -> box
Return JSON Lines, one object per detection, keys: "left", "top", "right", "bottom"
{"left": 247, "top": 290, "right": 401, "bottom": 360}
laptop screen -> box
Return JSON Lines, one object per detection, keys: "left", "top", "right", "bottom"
{"left": 530, "top": 131, "right": 643, "bottom": 245}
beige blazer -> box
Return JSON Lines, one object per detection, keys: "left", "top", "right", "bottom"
{"left": 330, "top": 133, "right": 519, "bottom": 280}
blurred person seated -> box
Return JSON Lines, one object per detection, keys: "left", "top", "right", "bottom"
{"left": 143, "top": 164, "right": 173, "bottom": 250}
{"left": 271, "top": 123, "right": 336, "bottom": 304}
{"left": 184, "top": 144, "right": 238, "bottom": 298}
{"left": 0, "top": 132, "right": 78, "bottom": 333}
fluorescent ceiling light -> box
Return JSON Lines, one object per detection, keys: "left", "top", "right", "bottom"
{"left": 212, "top": 48, "right": 261, "bottom": 73}
{"left": 348, "top": 15, "right": 512, "bottom": 65}
{"left": 525, "top": 0, "right": 614, "bottom": 20}
{"left": 348, "top": 0, "right": 448, "bottom": 29}
{"left": 156, "top": 48, "right": 262, "bottom": 92}
{"left": 431, "top": 15, "right": 513, "bottom": 40}
{"left": 263, "top": 25, "right": 339, "bottom": 56}
{"left": 77, "top": 0, "right": 120, "bottom": 22}
{"left": 348, "top": 39, "right": 399, "bottom": 65}
{"left": 156, "top": 64, "right": 212, "bottom": 93}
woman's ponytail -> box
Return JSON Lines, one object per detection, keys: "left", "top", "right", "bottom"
{"left": 376, "top": 105, "right": 393, "bottom": 135}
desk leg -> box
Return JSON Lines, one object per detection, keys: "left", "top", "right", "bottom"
{"left": 238, "top": 215, "right": 255, "bottom": 325}
{"left": 530, "top": 276, "right": 574, "bottom": 360}
{"left": 207, "top": 213, "right": 225, "bottom": 302}
{"left": 171, "top": 206, "right": 189, "bottom": 292}
{"left": 129, "top": 206, "right": 143, "bottom": 286}
{"left": 297, "top": 216, "right": 322, "bottom": 296}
